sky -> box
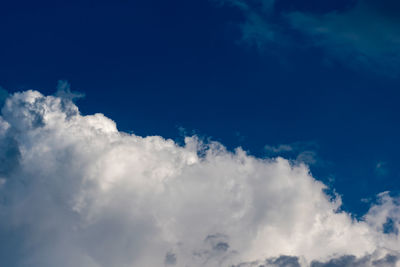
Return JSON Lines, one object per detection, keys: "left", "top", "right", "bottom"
{"left": 1, "top": 0, "right": 400, "bottom": 266}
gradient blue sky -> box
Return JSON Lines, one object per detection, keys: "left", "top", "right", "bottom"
{"left": 1, "top": 0, "right": 400, "bottom": 217}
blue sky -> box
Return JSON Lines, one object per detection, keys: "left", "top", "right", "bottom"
{"left": 2, "top": 0, "right": 400, "bottom": 213}
{"left": 2, "top": 0, "right": 400, "bottom": 215}
{"left": 1, "top": 1, "right": 400, "bottom": 266}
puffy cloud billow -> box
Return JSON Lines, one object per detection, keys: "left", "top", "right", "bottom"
{"left": 0, "top": 90, "right": 399, "bottom": 267}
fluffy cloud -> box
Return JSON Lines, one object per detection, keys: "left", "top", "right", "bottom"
{"left": 0, "top": 90, "right": 399, "bottom": 266}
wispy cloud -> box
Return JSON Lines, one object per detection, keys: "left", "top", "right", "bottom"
{"left": 213, "top": 0, "right": 280, "bottom": 47}
{"left": 215, "top": 0, "right": 400, "bottom": 74}
{"left": 55, "top": 80, "right": 85, "bottom": 101}
{"left": 286, "top": 0, "right": 400, "bottom": 74}
{"left": 265, "top": 141, "right": 319, "bottom": 165}
{"left": 375, "top": 161, "right": 389, "bottom": 177}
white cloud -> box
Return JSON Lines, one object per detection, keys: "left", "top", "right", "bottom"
{"left": 0, "top": 90, "right": 399, "bottom": 266}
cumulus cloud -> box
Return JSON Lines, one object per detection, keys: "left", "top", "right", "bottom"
{"left": 0, "top": 89, "right": 399, "bottom": 266}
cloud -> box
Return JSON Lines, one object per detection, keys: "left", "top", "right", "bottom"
{"left": 213, "top": 0, "right": 280, "bottom": 47}
{"left": 286, "top": 0, "right": 400, "bottom": 74}
{"left": 375, "top": 161, "right": 389, "bottom": 177}
{"left": 233, "top": 255, "right": 301, "bottom": 266}
{"left": 0, "top": 89, "right": 399, "bottom": 266}
{"left": 215, "top": 0, "right": 400, "bottom": 74}
{"left": 235, "top": 252, "right": 400, "bottom": 267}
{"left": 265, "top": 141, "right": 319, "bottom": 166}
{"left": 0, "top": 86, "right": 9, "bottom": 109}
{"left": 55, "top": 80, "right": 85, "bottom": 101}
{"left": 310, "top": 252, "right": 399, "bottom": 267}
{"left": 265, "top": 144, "right": 294, "bottom": 154}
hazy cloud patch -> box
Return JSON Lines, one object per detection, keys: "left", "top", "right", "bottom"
{"left": 265, "top": 141, "right": 319, "bottom": 166}
{"left": 215, "top": 0, "right": 400, "bottom": 74}
{"left": 375, "top": 161, "right": 389, "bottom": 177}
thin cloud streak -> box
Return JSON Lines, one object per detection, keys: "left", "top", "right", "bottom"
{"left": 215, "top": 0, "right": 400, "bottom": 74}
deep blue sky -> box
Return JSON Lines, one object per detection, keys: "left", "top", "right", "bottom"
{"left": 1, "top": 0, "right": 400, "bottom": 216}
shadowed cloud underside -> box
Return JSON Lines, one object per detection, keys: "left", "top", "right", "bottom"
{"left": 0, "top": 90, "right": 399, "bottom": 266}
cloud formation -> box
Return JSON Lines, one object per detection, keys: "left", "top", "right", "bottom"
{"left": 216, "top": 0, "right": 400, "bottom": 74}
{"left": 0, "top": 90, "right": 399, "bottom": 266}
{"left": 286, "top": 0, "right": 400, "bottom": 73}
